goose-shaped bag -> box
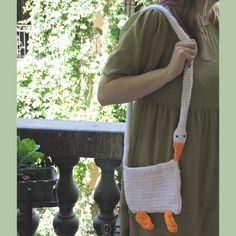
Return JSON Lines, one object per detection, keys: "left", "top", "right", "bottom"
{"left": 123, "top": 5, "right": 193, "bottom": 233}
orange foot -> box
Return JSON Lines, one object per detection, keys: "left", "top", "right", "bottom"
{"left": 135, "top": 210, "right": 154, "bottom": 231}
{"left": 164, "top": 210, "right": 178, "bottom": 233}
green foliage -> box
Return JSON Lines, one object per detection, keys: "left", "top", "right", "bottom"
{"left": 17, "top": 0, "right": 127, "bottom": 122}
{"left": 17, "top": 136, "right": 44, "bottom": 174}
{"left": 18, "top": 0, "right": 34, "bottom": 24}
{"left": 137, "top": 0, "right": 159, "bottom": 6}
{"left": 34, "top": 207, "right": 55, "bottom": 236}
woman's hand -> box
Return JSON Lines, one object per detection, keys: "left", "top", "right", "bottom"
{"left": 166, "top": 39, "right": 198, "bottom": 80}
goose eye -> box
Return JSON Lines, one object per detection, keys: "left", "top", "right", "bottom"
{"left": 176, "top": 135, "right": 178, "bottom": 138}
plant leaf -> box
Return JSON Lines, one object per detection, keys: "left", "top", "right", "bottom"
{"left": 30, "top": 151, "right": 44, "bottom": 160}
{"left": 21, "top": 138, "right": 37, "bottom": 152}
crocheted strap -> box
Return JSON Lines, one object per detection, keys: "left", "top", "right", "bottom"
{"left": 123, "top": 5, "right": 193, "bottom": 166}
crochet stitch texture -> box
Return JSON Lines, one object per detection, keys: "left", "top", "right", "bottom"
{"left": 122, "top": 4, "right": 194, "bottom": 232}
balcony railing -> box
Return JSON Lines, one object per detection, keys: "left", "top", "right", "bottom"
{"left": 124, "top": 0, "right": 136, "bottom": 16}
{"left": 17, "top": 25, "right": 31, "bottom": 60}
{"left": 17, "top": 118, "right": 125, "bottom": 236}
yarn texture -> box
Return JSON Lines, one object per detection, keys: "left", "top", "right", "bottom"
{"left": 124, "top": 160, "right": 181, "bottom": 214}
{"left": 122, "top": 4, "right": 194, "bottom": 232}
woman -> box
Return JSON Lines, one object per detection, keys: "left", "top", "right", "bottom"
{"left": 97, "top": 0, "right": 219, "bottom": 235}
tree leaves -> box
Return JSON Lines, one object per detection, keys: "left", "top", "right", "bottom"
{"left": 17, "top": 0, "right": 128, "bottom": 122}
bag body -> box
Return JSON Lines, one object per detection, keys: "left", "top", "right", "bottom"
{"left": 124, "top": 159, "right": 181, "bottom": 214}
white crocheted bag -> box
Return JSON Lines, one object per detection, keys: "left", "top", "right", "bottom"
{"left": 123, "top": 5, "right": 193, "bottom": 233}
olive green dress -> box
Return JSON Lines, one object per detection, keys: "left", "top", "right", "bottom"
{"left": 102, "top": 5, "right": 219, "bottom": 236}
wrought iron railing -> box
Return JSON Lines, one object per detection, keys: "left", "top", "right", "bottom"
{"left": 17, "top": 24, "right": 31, "bottom": 60}
{"left": 124, "top": 0, "right": 136, "bottom": 16}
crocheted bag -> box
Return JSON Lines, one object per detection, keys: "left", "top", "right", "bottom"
{"left": 123, "top": 5, "right": 193, "bottom": 233}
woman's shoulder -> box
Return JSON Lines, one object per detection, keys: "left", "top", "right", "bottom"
{"left": 120, "top": 4, "right": 171, "bottom": 38}
{"left": 135, "top": 4, "right": 171, "bottom": 24}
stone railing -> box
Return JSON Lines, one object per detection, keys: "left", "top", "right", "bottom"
{"left": 17, "top": 118, "right": 125, "bottom": 236}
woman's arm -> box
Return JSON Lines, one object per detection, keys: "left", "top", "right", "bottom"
{"left": 97, "top": 67, "right": 171, "bottom": 106}
{"left": 97, "top": 39, "right": 198, "bottom": 106}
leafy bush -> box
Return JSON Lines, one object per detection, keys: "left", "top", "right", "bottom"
{"left": 17, "top": 0, "right": 127, "bottom": 122}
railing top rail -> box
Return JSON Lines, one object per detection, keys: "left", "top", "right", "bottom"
{"left": 17, "top": 118, "right": 125, "bottom": 160}
{"left": 17, "top": 24, "right": 31, "bottom": 31}
{"left": 17, "top": 118, "right": 125, "bottom": 134}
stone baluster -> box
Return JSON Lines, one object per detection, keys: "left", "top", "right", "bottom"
{"left": 93, "top": 159, "right": 121, "bottom": 236}
{"left": 17, "top": 188, "right": 40, "bottom": 236}
{"left": 53, "top": 158, "right": 80, "bottom": 236}
{"left": 17, "top": 208, "right": 40, "bottom": 236}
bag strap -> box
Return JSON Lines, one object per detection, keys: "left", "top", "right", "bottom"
{"left": 123, "top": 5, "right": 193, "bottom": 166}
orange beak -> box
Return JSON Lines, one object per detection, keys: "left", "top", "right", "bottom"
{"left": 173, "top": 142, "right": 185, "bottom": 161}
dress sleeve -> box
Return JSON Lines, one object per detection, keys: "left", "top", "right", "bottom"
{"left": 102, "top": 8, "right": 170, "bottom": 78}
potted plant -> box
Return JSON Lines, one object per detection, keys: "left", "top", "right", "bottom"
{"left": 17, "top": 136, "right": 57, "bottom": 203}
